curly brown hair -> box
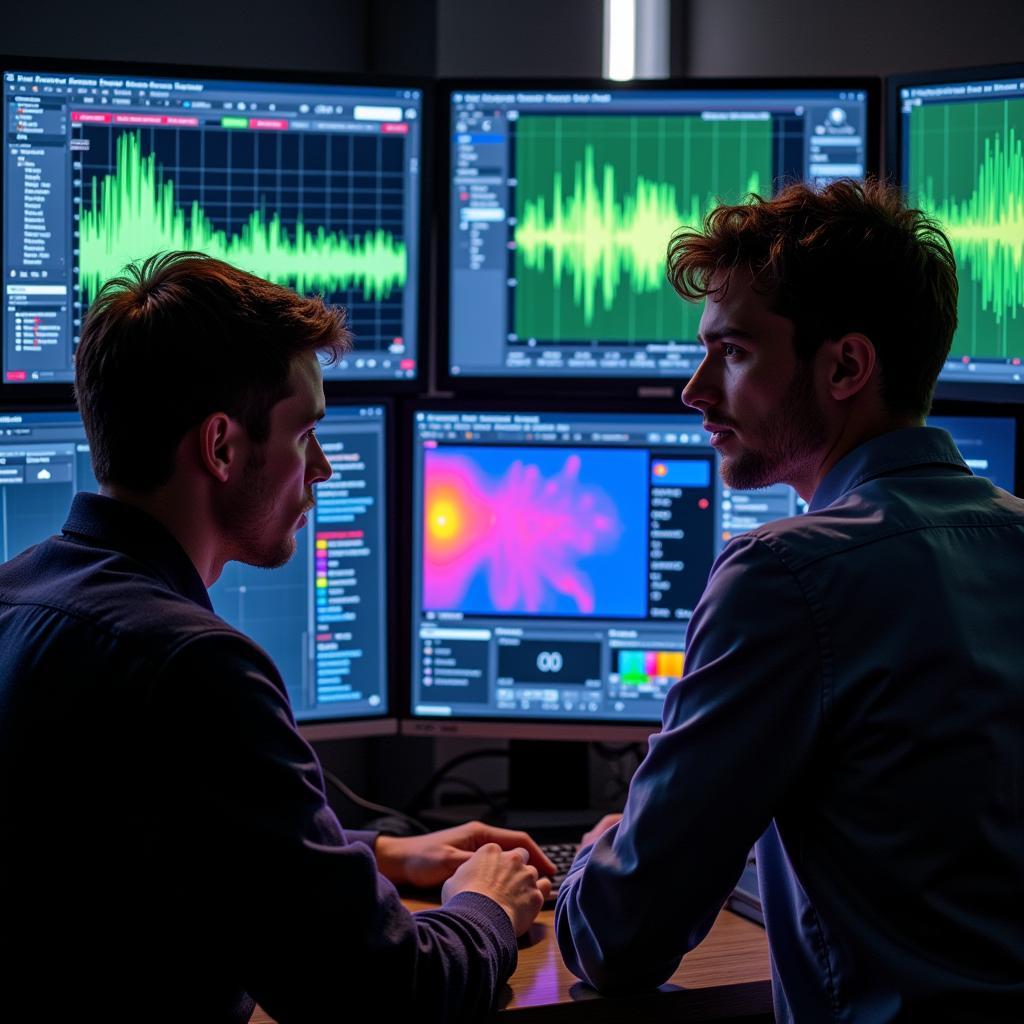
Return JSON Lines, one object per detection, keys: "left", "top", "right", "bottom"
{"left": 75, "top": 251, "right": 351, "bottom": 490}
{"left": 667, "top": 178, "right": 958, "bottom": 418}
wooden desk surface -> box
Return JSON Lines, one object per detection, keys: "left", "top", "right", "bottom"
{"left": 251, "top": 904, "right": 771, "bottom": 1022}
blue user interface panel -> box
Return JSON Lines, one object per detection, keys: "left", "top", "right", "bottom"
{"left": 0, "top": 405, "right": 390, "bottom": 722}
{"left": 3, "top": 64, "right": 422, "bottom": 384}
{"left": 895, "top": 68, "right": 1024, "bottom": 389}
{"left": 407, "top": 408, "right": 1016, "bottom": 727}
{"left": 446, "top": 83, "right": 872, "bottom": 381}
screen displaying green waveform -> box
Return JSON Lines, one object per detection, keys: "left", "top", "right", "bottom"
{"left": 513, "top": 115, "right": 772, "bottom": 343}
{"left": 79, "top": 130, "right": 407, "bottom": 305}
{"left": 908, "top": 98, "right": 1024, "bottom": 360}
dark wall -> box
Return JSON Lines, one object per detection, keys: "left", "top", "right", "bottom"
{"left": 1, "top": 0, "right": 421, "bottom": 75}
{"left": 437, "top": 0, "right": 604, "bottom": 78}
{"left": 3, "top": 0, "right": 601, "bottom": 80}
{"left": 683, "top": 0, "right": 1024, "bottom": 78}
{"left": 7, "top": 1, "right": 1024, "bottom": 82}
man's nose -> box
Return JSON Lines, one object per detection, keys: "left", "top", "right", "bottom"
{"left": 681, "top": 355, "right": 717, "bottom": 411}
{"left": 309, "top": 437, "right": 332, "bottom": 484}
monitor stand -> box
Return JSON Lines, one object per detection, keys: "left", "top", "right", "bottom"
{"left": 503, "top": 739, "right": 599, "bottom": 838}
{"left": 416, "top": 740, "right": 605, "bottom": 840}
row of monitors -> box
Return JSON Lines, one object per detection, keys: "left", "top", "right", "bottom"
{"left": 0, "top": 401, "right": 1018, "bottom": 740}
{"left": 3, "top": 57, "right": 1024, "bottom": 400}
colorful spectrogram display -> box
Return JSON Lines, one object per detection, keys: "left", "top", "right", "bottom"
{"left": 908, "top": 97, "right": 1024, "bottom": 359}
{"left": 423, "top": 446, "right": 648, "bottom": 617}
{"left": 514, "top": 114, "right": 771, "bottom": 342}
{"left": 618, "top": 649, "right": 685, "bottom": 683}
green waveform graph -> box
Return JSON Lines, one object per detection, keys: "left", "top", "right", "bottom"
{"left": 908, "top": 97, "right": 1024, "bottom": 361}
{"left": 513, "top": 115, "right": 772, "bottom": 343}
{"left": 78, "top": 130, "right": 407, "bottom": 307}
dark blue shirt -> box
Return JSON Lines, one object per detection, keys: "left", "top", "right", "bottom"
{"left": 556, "top": 428, "right": 1024, "bottom": 1022}
{"left": 0, "top": 492, "right": 516, "bottom": 1023}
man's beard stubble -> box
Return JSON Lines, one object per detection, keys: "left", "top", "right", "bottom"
{"left": 221, "top": 448, "right": 298, "bottom": 571}
{"left": 719, "top": 360, "right": 828, "bottom": 491}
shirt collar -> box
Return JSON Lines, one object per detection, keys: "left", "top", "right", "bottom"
{"left": 62, "top": 492, "right": 213, "bottom": 611}
{"left": 808, "top": 426, "right": 971, "bottom": 513}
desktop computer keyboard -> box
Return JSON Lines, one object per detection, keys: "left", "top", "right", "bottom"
{"left": 540, "top": 841, "right": 580, "bottom": 901}
{"left": 538, "top": 843, "right": 764, "bottom": 927}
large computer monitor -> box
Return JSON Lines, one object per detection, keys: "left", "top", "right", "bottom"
{"left": 890, "top": 62, "right": 1024, "bottom": 401}
{"left": 402, "top": 403, "right": 1017, "bottom": 742}
{"left": 404, "top": 403, "right": 798, "bottom": 741}
{"left": 1, "top": 57, "right": 427, "bottom": 396}
{"left": 0, "top": 403, "right": 395, "bottom": 738}
{"left": 439, "top": 78, "right": 879, "bottom": 394}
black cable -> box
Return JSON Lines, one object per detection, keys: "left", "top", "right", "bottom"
{"left": 322, "top": 769, "right": 430, "bottom": 834}
{"left": 406, "top": 749, "right": 512, "bottom": 814}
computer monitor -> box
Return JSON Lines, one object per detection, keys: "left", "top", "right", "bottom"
{"left": 928, "top": 410, "right": 1018, "bottom": 494}
{"left": 403, "top": 402, "right": 799, "bottom": 740}
{"left": 1, "top": 57, "right": 427, "bottom": 395}
{"left": 0, "top": 403, "right": 395, "bottom": 738}
{"left": 889, "top": 62, "right": 1024, "bottom": 400}
{"left": 439, "top": 78, "right": 879, "bottom": 394}
{"left": 402, "top": 403, "right": 1018, "bottom": 742}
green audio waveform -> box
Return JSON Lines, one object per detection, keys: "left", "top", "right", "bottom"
{"left": 513, "top": 115, "right": 772, "bottom": 342}
{"left": 909, "top": 98, "right": 1024, "bottom": 360}
{"left": 79, "top": 130, "right": 407, "bottom": 304}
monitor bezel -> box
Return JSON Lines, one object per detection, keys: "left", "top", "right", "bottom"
{"left": 434, "top": 75, "right": 882, "bottom": 399}
{"left": 0, "top": 52, "right": 432, "bottom": 402}
{"left": 0, "top": 396, "right": 400, "bottom": 739}
{"left": 397, "top": 393, "right": 701, "bottom": 742}
{"left": 886, "top": 61, "right": 1024, "bottom": 405}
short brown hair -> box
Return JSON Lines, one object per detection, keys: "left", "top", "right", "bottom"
{"left": 75, "top": 252, "right": 351, "bottom": 490}
{"left": 667, "top": 178, "right": 958, "bottom": 418}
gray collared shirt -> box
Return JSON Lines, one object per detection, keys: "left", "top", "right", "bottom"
{"left": 556, "top": 427, "right": 1024, "bottom": 1021}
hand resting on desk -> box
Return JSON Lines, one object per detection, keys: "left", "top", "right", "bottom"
{"left": 442, "top": 843, "right": 552, "bottom": 935}
{"left": 374, "top": 821, "right": 555, "bottom": 934}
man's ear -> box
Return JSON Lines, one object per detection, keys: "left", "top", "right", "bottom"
{"left": 825, "top": 332, "right": 877, "bottom": 401}
{"left": 197, "top": 412, "right": 242, "bottom": 483}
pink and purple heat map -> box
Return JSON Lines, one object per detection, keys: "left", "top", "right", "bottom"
{"left": 422, "top": 447, "right": 647, "bottom": 617}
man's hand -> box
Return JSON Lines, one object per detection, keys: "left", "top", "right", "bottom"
{"left": 375, "top": 821, "right": 557, "bottom": 889}
{"left": 580, "top": 813, "right": 622, "bottom": 850}
{"left": 441, "top": 844, "right": 550, "bottom": 935}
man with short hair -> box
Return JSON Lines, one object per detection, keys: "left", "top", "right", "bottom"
{"left": 556, "top": 180, "right": 1024, "bottom": 1021}
{"left": 0, "top": 252, "right": 553, "bottom": 1023}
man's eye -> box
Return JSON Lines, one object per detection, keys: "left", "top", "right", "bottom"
{"left": 723, "top": 343, "right": 743, "bottom": 357}
{"left": 303, "top": 428, "right": 318, "bottom": 441}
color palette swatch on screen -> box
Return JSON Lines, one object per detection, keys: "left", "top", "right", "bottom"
{"left": 617, "top": 648, "right": 685, "bottom": 683}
